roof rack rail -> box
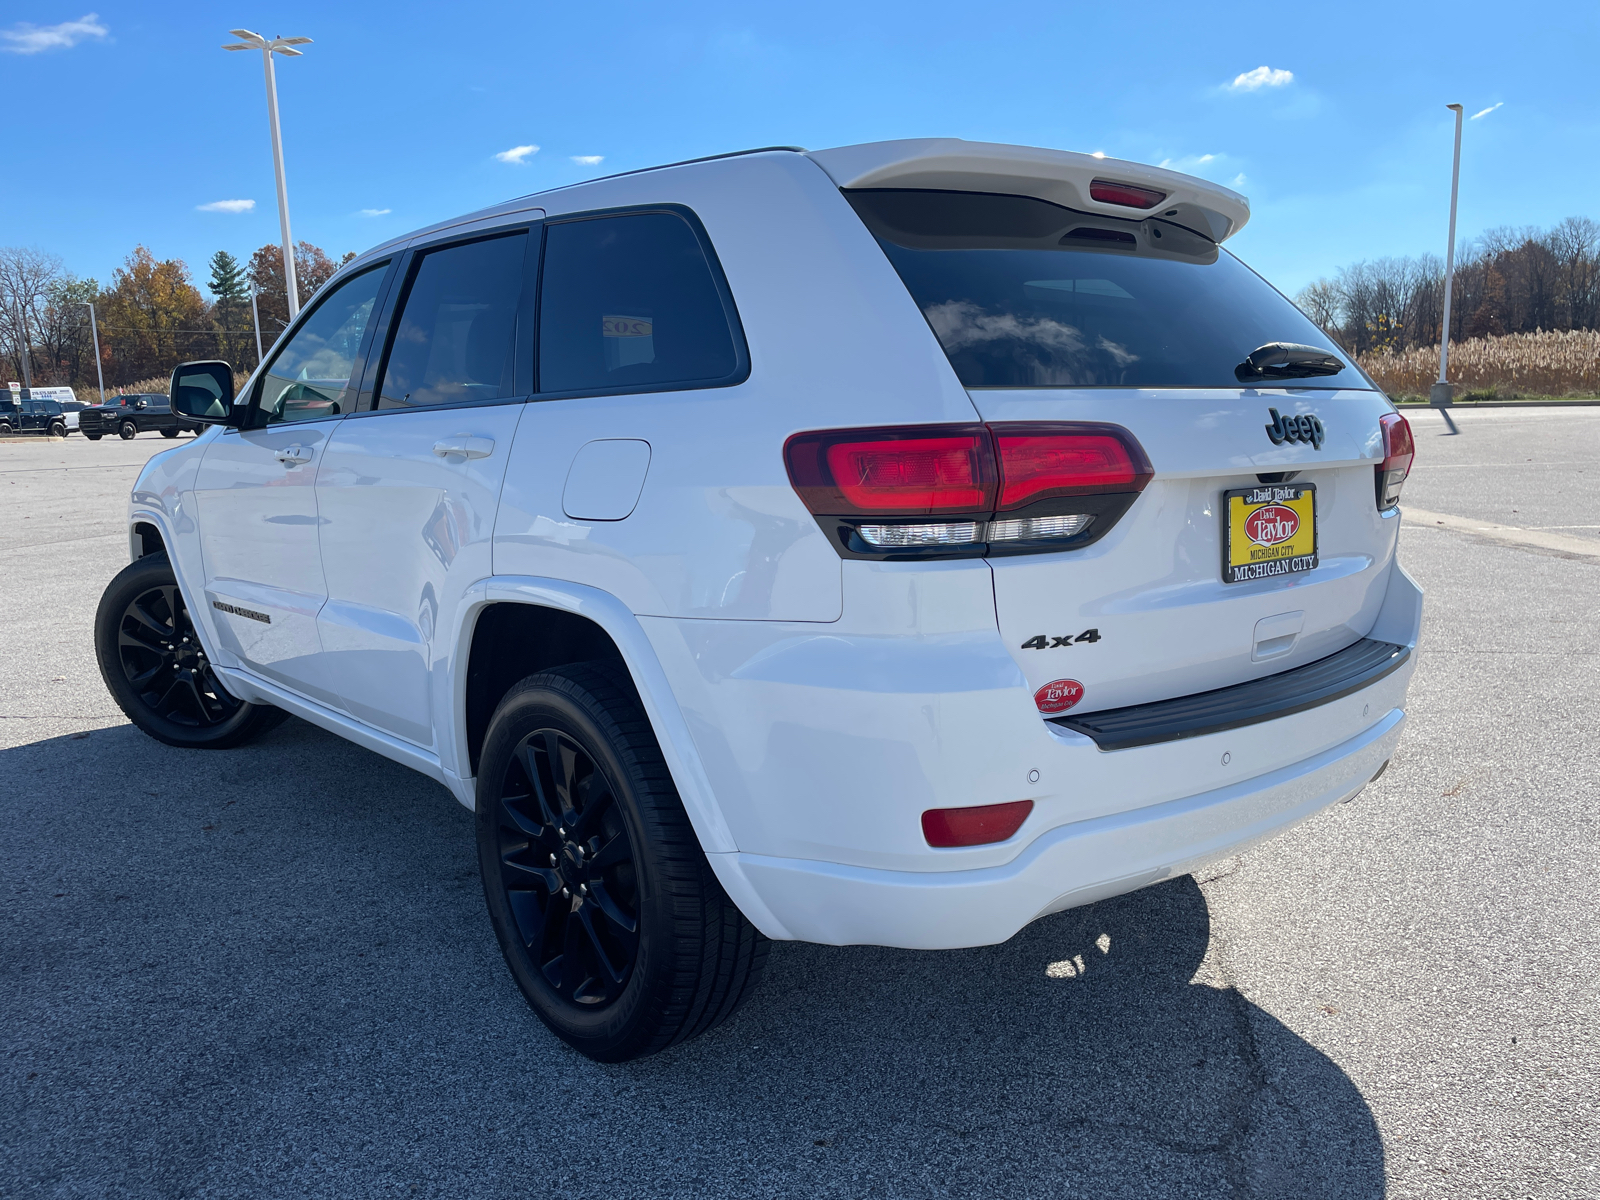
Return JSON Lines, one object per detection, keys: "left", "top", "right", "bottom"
{"left": 528, "top": 145, "right": 808, "bottom": 195}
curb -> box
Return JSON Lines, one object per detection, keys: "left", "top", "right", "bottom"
{"left": 1396, "top": 400, "right": 1600, "bottom": 409}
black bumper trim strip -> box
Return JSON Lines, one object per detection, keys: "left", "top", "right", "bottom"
{"left": 1051, "top": 638, "right": 1410, "bottom": 751}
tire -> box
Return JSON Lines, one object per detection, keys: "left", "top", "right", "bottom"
{"left": 85, "top": 433, "right": 103, "bottom": 441}
{"left": 119, "top": 420, "right": 138, "bottom": 440}
{"left": 477, "top": 664, "right": 768, "bottom": 1062}
{"left": 0, "top": 422, "right": 12, "bottom": 436}
{"left": 49, "top": 421, "right": 67, "bottom": 438}
{"left": 161, "top": 428, "right": 179, "bottom": 438}
{"left": 94, "top": 553, "right": 287, "bottom": 749}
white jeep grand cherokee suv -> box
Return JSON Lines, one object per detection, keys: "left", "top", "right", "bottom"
{"left": 96, "top": 139, "right": 1419, "bottom": 1061}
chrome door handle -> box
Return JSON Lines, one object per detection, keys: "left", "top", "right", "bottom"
{"left": 275, "top": 444, "right": 313, "bottom": 466}
{"left": 432, "top": 436, "right": 495, "bottom": 460}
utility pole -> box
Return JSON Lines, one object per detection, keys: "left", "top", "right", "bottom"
{"left": 16, "top": 306, "right": 32, "bottom": 399}
{"left": 223, "top": 30, "right": 312, "bottom": 320}
{"left": 83, "top": 301, "right": 105, "bottom": 403}
{"left": 1432, "top": 103, "right": 1465, "bottom": 408}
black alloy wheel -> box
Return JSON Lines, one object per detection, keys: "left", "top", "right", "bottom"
{"left": 49, "top": 421, "right": 67, "bottom": 438}
{"left": 477, "top": 665, "right": 768, "bottom": 1061}
{"left": 119, "top": 420, "right": 137, "bottom": 439}
{"left": 497, "top": 727, "right": 642, "bottom": 1006}
{"left": 94, "top": 554, "right": 286, "bottom": 749}
{"left": 0, "top": 422, "right": 12, "bottom": 436}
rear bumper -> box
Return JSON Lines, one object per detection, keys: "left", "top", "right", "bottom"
{"left": 715, "top": 705, "right": 1404, "bottom": 949}
{"left": 649, "top": 559, "right": 1422, "bottom": 949}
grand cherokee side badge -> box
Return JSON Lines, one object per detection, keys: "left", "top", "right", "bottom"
{"left": 1265, "top": 408, "right": 1324, "bottom": 450}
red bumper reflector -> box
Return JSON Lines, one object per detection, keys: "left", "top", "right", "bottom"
{"left": 1089, "top": 178, "right": 1167, "bottom": 209}
{"left": 921, "top": 799, "right": 1034, "bottom": 848}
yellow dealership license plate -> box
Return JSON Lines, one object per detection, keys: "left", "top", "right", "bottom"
{"left": 1223, "top": 483, "right": 1318, "bottom": 584}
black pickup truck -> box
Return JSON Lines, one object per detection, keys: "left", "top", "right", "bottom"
{"left": 78, "top": 394, "right": 200, "bottom": 440}
{"left": 0, "top": 398, "right": 70, "bottom": 438}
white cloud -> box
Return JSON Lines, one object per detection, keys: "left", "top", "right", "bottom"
{"left": 494, "top": 144, "right": 539, "bottom": 165}
{"left": 570, "top": 155, "right": 604, "bottom": 166}
{"left": 1230, "top": 173, "right": 1248, "bottom": 189}
{"left": 0, "top": 12, "right": 107, "bottom": 54}
{"left": 1471, "top": 102, "right": 1503, "bottom": 120}
{"left": 197, "top": 199, "right": 255, "bottom": 213}
{"left": 1158, "top": 153, "right": 1216, "bottom": 169}
{"left": 357, "top": 208, "right": 391, "bottom": 217}
{"left": 1227, "top": 66, "right": 1293, "bottom": 92}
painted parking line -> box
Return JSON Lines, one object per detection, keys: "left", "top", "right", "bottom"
{"left": 1403, "top": 507, "right": 1600, "bottom": 559}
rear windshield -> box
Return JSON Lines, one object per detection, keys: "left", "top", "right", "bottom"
{"left": 848, "top": 189, "right": 1370, "bottom": 391}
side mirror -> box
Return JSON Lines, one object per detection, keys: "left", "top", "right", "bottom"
{"left": 170, "top": 361, "right": 237, "bottom": 426}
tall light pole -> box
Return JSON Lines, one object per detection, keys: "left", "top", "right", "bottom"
{"left": 250, "top": 284, "right": 264, "bottom": 364}
{"left": 222, "top": 30, "right": 312, "bottom": 320}
{"left": 1432, "top": 103, "right": 1465, "bottom": 408}
{"left": 83, "top": 301, "right": 105, "bottom": 403}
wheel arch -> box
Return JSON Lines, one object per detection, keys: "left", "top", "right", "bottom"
{"left": 454, "top": 578, "right": 737, "bottom": 856}
{"left": 462, "top": 602, "right": 631, "bottom": 777}
{"left": 131, "top": 520, "right": 166, "bottom": 560}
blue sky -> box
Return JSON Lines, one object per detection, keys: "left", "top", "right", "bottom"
{"left": 4, "top": 0, "right": 1596, "bottom": 299}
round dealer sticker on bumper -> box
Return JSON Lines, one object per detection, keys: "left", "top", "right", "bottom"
{"left": 1035, "top": 679, "right": 1084, "bottom": 714}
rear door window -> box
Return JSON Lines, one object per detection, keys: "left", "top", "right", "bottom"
{"left": 848, "top": 189, "right": 1370, "bottom": 390}
{"left": 537, "top": 210, "right": 745, "bottom": 395}
{"left": 374, "top": 231, "right": 527, "bottom": 410}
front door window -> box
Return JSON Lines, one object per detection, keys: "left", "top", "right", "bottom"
{"left": 258, "top": 264, "right": 388, "bottom": 424}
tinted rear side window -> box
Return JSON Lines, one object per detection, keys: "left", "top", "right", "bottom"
{"left": 537, "top": 211, "right": 743, "bottom": 394}
{"left": 849, "top": 189, "right": 1370, "bottom": 390}
{"left": 377, "top": 232, "right": 527, "bottom": 410}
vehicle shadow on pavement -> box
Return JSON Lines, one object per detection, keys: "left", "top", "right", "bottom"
{"left": 2, "top": 717, "right": 1383, "bottom": 1200}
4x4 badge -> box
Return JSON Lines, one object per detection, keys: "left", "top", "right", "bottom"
{"left": 1020, "top": 628, "right": 1100, "bottom": 650}
{"left": 1265, "top": 408, "right": 1324, "bottom": 450}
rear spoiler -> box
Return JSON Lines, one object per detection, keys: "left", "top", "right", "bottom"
{"left": 807, "top": 138, "right": 1250, "bottom": 243}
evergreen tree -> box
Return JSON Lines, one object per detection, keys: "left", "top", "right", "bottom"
{"left": 208, "top": 250, "right": 250, "bottom": 367}
{"left": 208, "top": 249, "right": 248, "bottom": 305}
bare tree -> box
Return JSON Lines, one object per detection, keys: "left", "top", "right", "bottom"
{"left": 36, "top": 276, "right": 102, "bottom": 386}
{"left": 1295, "top": 278, "right": 1342, "bottom": 340}
{"left": 1550, "top": 216, "right": 1600, "bottom": 331}
{"left": 0, "top": 246, "right": 65, "bottom": 385}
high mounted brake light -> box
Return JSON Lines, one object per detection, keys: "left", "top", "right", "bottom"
{"left": 1376, "top": 412, "right": 1414, "bottom": 510}
{"left": 784, "top": 422, "right": 1152, "bottom": 559}
{"left": 1089, "top": 179, "right": 1167, "bottom": 210}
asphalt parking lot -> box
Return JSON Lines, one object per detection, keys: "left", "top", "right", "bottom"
{"left": 2, "top": 411, "right": 1596, "bottom": 1199}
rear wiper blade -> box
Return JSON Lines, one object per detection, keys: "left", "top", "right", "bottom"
{"left": 1235, "top": 342, "right": 1346, "bottom": 382}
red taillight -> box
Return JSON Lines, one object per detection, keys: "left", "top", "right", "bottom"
{"left": 994, "top": 429, "right": 1151, "bottom": 510}
{"left": 784, "top": 422, "right": 1151, "bottom": 555}
{"left": 1089, "top": 178, "right": 1167, "bottom": 209}
{"left": 824, "top": 433, "right": 992, "bottom": 513}
{"left": 1376, "top": 412, "right": 1415, "bottom": 510}
{"left": 921, "top": 800, "right": 1033, "bottom": 848}
{"left": 785, "top": 424, "right": 996, "bottom": 516}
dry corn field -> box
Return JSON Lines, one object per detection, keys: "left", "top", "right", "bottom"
{"left": 1359, "top": 328, "right": 1600, "bottom": 398}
